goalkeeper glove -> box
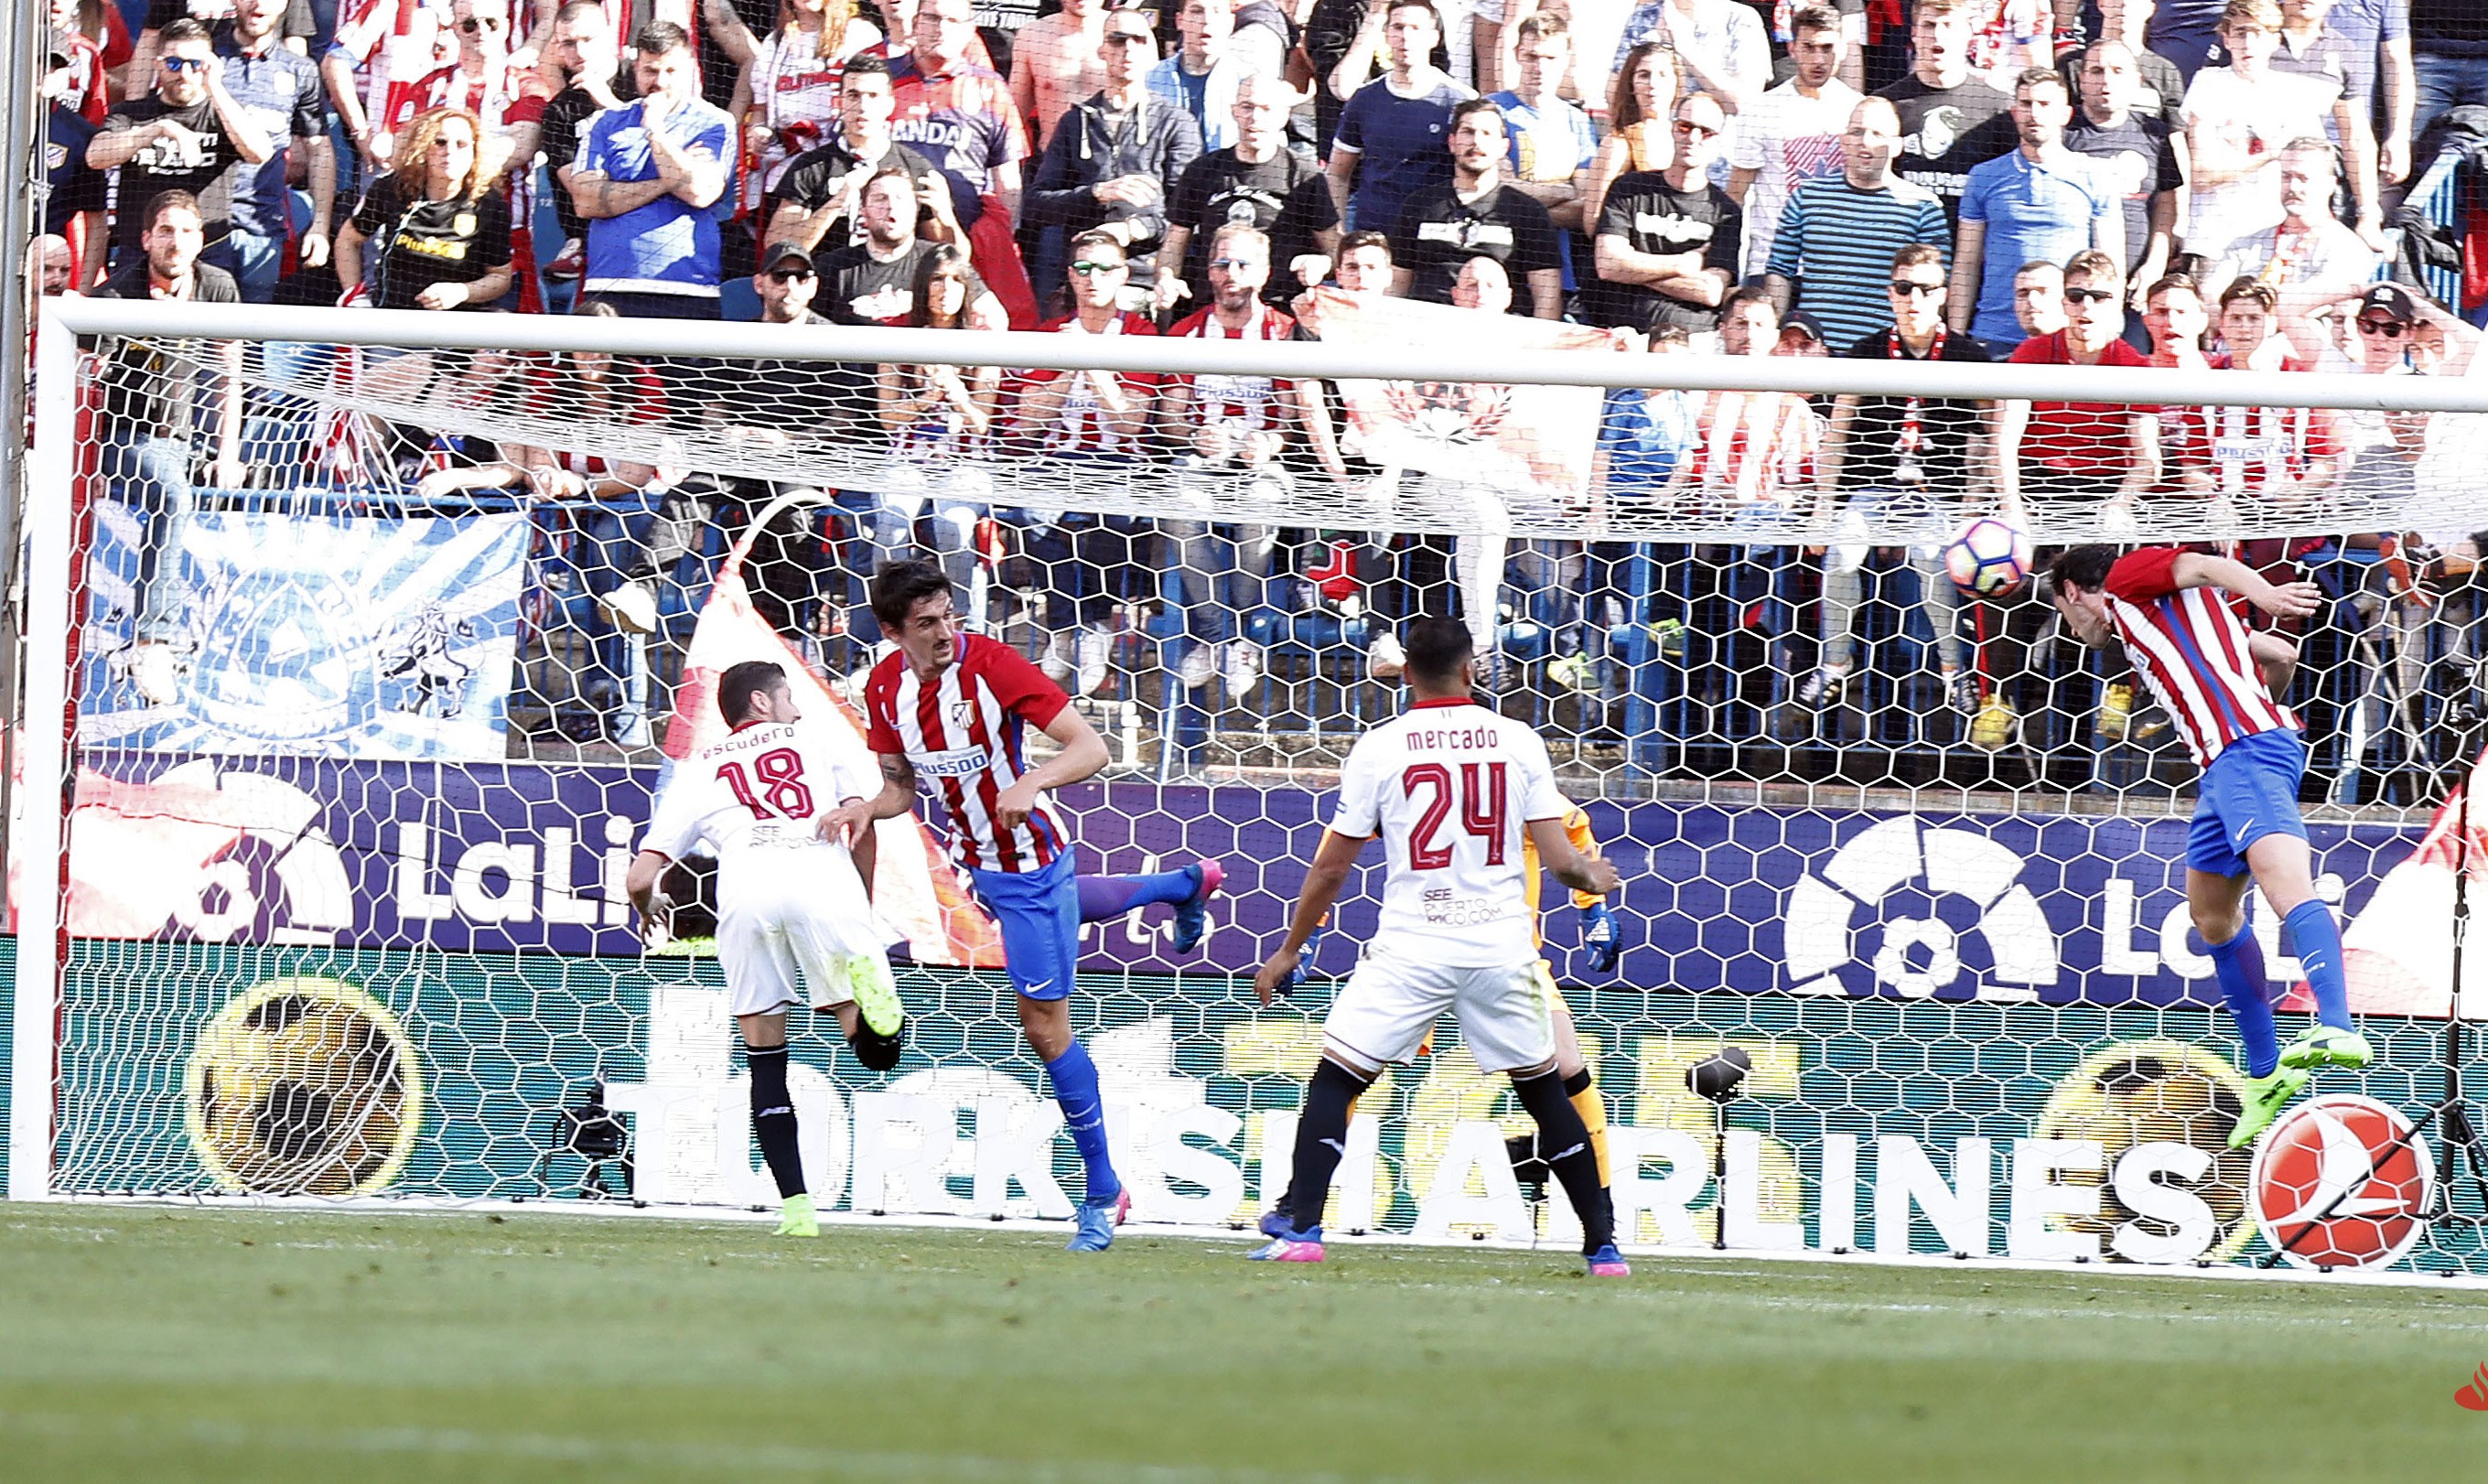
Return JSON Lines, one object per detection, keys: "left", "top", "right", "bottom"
{"left": 1580, "top": 901, "right": 1621, "bottom": 975}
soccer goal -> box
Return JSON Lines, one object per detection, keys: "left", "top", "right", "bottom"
{"left": 13, "top": 293, "right": 2488, "bottom": 1282}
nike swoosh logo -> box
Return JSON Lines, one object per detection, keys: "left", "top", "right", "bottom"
{"left": 1319, "top": 1139, "right": 1348, "bottom": 1156}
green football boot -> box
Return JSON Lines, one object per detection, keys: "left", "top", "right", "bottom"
{"left": 776, "top": 1192, "right": 819, "bottom": 1238}
{"left": 2279, "top": 1025, "right": 2375, "bottom": 1071}
{"left": 2228, "top": 1065, "right": 2313, "bottom": 1150}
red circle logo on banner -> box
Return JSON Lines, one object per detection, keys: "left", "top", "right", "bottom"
{"left": 2249, "top": 1095, "right": 2435, "bottom": 1272}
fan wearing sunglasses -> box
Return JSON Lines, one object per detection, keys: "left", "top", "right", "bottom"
{"left": 2275, "top": 281, "right": 2482, "bottom": 508}
{"left": 89, "top": 16, "right": 272, "bottom": 268}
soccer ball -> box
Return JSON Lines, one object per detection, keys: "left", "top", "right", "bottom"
{"left": 184, "top": 978, "right": 423, "bottom": 1196}
{"left": 1943, "top": 516, "right": 2034, "bottom": 598}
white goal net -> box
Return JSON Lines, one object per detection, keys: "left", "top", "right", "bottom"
{"left": 12, "top": 298, "right": 2488, "bottom": 1282}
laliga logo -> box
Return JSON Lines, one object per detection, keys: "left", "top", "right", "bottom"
{"left": 157, "top": 760, "right": 354, "bottom": 943}
{"left": 2249, "top": 1095, "right": 2434, "bottom": 1272}
{"left": 1782, "top": 816, "right": 2060, "bottom": 998}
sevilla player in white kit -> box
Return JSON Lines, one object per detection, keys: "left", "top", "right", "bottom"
{"left": 626, "top": 660, "right": 905, "bottom": 1239}
{"left": 1249, "top": 618, "right": 1630, "bottom": 1274}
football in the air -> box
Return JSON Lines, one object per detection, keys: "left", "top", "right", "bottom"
{"left": 184, "top": 977, "right": 423, "bottom": 1196}
{"left": 1943, "top": 516, "right": 2034, "bottom": 598}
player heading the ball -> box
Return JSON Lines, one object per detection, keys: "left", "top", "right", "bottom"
{"left": 627, "top": 660, "right": 907, "bottom": 1241}
{"left": 1250, "top": 618, "right": 1630, "bottom": 1275}
{"left": 824, "top": 561, "right": 1225, "bottom": 1252}
{"left": 2044, "top": 545, "right": 2370, "bottom": 1150}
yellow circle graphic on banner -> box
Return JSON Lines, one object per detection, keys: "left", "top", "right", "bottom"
{"left": 2034, "top": 1038, "right": 2256, "bottom": 1263}
{"left": 184, "top": 977, "right": 424, "bottom": 1196}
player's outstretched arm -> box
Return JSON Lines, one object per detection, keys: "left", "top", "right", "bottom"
{"left": 991, "top": 708, "right": 1113, "bottom": 833}
{"left": 1527, "top": 814, "right": 1621, "bottom": 898}
{"left": 2170, "top": 553, "right": 2323, "bottom": 621}
{"left": 1253, "top": 829, "right": 1368, "bottom": 1006}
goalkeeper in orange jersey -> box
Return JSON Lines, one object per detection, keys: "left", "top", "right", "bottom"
{"left": 1512, "top": 803, "right": 1621, "bottom": 1193}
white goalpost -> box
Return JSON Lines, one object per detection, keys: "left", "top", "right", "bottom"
{"left": 11, "top": 296, "right": 2488, "bottom": 1283}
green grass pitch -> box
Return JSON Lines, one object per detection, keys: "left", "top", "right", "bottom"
{"left": 3, "top": 1205, "right": 2484, "bottom": 1482}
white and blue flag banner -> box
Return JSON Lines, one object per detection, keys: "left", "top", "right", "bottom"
{"left": 81, "top": 508, "right": 528, "bottom": 760}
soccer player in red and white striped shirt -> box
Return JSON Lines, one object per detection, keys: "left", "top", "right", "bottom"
{"left": 825, "top": 560, "right": 1223, "bottom": 1251}
{"left": 2045, "top": 544, "right": 2370, "bottom": 1148}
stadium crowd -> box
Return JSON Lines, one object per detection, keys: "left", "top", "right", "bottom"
{"left": 38, "top": 0, "right": 2488, "bottom": 769}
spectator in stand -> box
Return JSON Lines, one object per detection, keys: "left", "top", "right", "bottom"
{"left": 1952, "top": 69, "right": 2118, "bottom": 351}
{"left": 91, "top": 190, "right": 244, "bottom": 706}
{"left": 1693, "top": 286, "right": 1819, "bottom": 509}
{"left": 1874, "top": 0, "right": 2015, "bottom": 228}
{"left": 2278, "top": 282, "right": 2479, "bottom": 504}
{"left": 1581, "top": 40, "right": 1678, "bottom": 232}
{"left": 2182, "top": 0, "right": 2382, "bottom": 256}
{"left": 336, "top": 104, "right": 515, "bottom": 315}
{"left": 1589, "top": 91, "right": 1739, "bottom": 335}
{"left": 1147, "top": 0, "right": 1254, "bottom": 153}
{"left": 1300, "top": 0, "right": 1377, "bottom": 148}
{"left": 1158, "top": 70, "right": 1340, "bottom": 315}
{"left": 2205, "top": 278, "right": 2343, "bottom": 500}
{"left": 890, "top": 0, "right": 1027, "bottom": 226}
{"left": 513, "top": 0, "right": 630, "bottom": 291}
{"left": 2146, "top": 0, "right": 2242, "bottom": 82}
{"left": 34, "top": 234, "right": 79, "bottom": 297}
{"left": 2065, "top": 40, "right": 2182, "bottom": 310}
{"left": 1327, "top": 0, "right": 1470, "bottom": 234}
{"left": 1029, "top": 7, "right": 1203, "bottom": 307}
{"left": 1997, "top": 249, "right": 2158, "bottom": 526}
{"left": 563, "top": 21, "right": 735, "bottom": 320}
{"left": 2274, "top": 0, "right": 2404, "bottom": 184}
{"left": 44, "top": 38, "right": 112, "bottom": 288}
{"left": 873, "top": 242, "right": 1000, "bottom": 638}
{"left": 1009, "top": 0, "right": 1106, "bottom": 149}
{"left": 490, "top": 299, "right": 691, "bottom": 746}
{"left": 322, "top": 0, "right": 438, "bottom": 170}
{"left": 215, "top": 0, "right": 335, "bottom": 302}
{"left": 768, "top": 55, "right": 950, "bottom": 256}
{"left": 2061, "top": 0, "right": 2190, "bottom": 130}
{"left": 2201, "top": 136, "right": 2380, "bottom": 300}
{"left": 2296, "top": 0, "right": 2412, "bottom": 186}
{"left": 133, "top": 0, "right": 316, "bottom": 91}
{"left": 2143, "top": 274, "right": 2235, "bottom": 494}
{"left": 91, "top": 19, "right": 274, "bottom": 270}
{"left": 54, "top": 0, "right": 132, "bottom": 124}
{"left": 398, "top": 0, "right": 529, "bottom": 177}
{"left": 1389, "top": 100, "right": 1563, "bottom": 316}
{"left": 2012, "top": 257, "right": 2066, "bottom": 338}
{"left": 704, "top": 0, "right": 881, "bottom": 210}
{"left": 1158, "top": 224, "right": 1348, "bottom": 694}
{"left": 1594, "top": 327, "right": 1700, "bottom": 502}
{"left": 1486, "top": 14, "right": 1597, "bottom": 253}
{"left": 1008, "top": 230, "right": 1164, "bottom": 696}
{"left": 1727, "top": 5, "right": 1859, "bottom": 279}
{"left": 818, "top": 167, "right": 991, "bottom": 321}
{"left": 1764, "top": 95, "right": 1950, "bottom": 350}
{"left": 1606, "top": 0, "right": 1770, "bottom": 122}
{"left": 1799, "top": 242, "right": 1988, "bottom": 715}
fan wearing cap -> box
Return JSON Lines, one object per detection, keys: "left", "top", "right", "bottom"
{"left": 2278, "top": 280, "right": 2481, "bottom": 506}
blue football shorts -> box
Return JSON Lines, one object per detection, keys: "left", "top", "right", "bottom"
{"left": 969, "top": 848, "right": 1079, "bottom": 1002}
{"left": 2187, "top": 727, "right": 2310, "bottom": 878}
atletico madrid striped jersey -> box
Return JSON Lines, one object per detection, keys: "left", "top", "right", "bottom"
{"left": 863, "top": 635, "right": 1071, "bottom": 874}
{"left": 2102, "top": 546, "right": 2301, "bottom": 768}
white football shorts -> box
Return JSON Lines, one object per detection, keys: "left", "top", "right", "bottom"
{"left": 1321, "top": 945, "right": 1556, "bottom": 1075}
{"left": 716, "top": 868, "right": 889, "bottom": 1018}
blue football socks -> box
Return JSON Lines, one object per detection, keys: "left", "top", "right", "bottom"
{"left": 2283, "top": 898, "right": 2352, "bottom": 1031}
{"left": 2204, "top": 925, "right": 2278, "bottom": 1079}
{"left": 1075, "top": 870, "right": 1200, "bottom": 922}
{"left": 1044, "top": 1039, "right": 1120, "bottom": 1204}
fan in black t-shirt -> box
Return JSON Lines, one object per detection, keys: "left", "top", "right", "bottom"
{"left": 1588, "top": 167, "right": 1741, "bottom": 335}
{"left": 341, "top": 169, "right": 515, "bottom": 311}
{"left": 1386, "top": 100, "right": 1563, "bottom": 317}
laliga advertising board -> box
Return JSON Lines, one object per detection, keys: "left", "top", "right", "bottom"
{"left": 10, "top": 755, "right": 2486, "bottom": 1274}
